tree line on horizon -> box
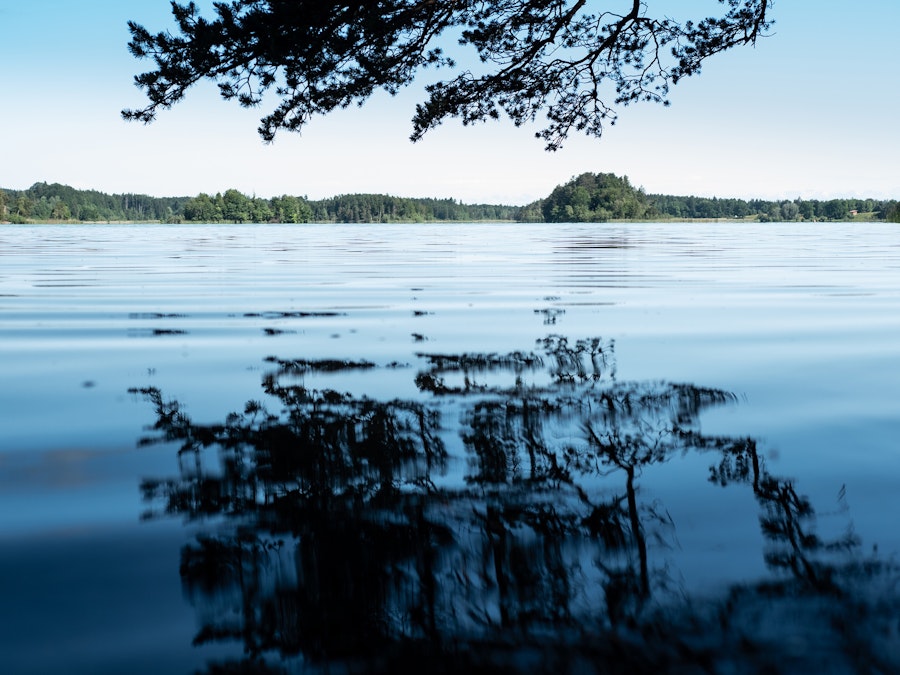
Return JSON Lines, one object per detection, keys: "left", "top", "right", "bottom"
{"left": 2, "top": 176, "right": 898, "bottom": 224}
{"left": 0, "top": 183, "right": 517, "bottom": 224}
{"left": 517, "top": 173, "right": 900, "bottom": 223}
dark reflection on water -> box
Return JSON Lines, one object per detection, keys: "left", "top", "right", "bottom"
{"left": 132, "top": 336, "right": 899, "bottom": 674}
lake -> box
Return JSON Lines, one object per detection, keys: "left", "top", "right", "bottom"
{"left": 1, "top": 222, "right": 899, "bottom": 674}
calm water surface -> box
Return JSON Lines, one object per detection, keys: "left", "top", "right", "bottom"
{"left": 1, "top": 222, "right": 899, "bottom": 673}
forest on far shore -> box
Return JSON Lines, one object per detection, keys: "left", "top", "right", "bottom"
{"left": 2, "top": 174, "right": 898, "bottom": 224}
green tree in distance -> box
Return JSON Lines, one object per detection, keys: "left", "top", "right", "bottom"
{"left": 781, "top": 200, "right": 800, "bottom": 221}
{"left": 50, "top": 200, "right": 72, "bottom": 221}
{"left": 123, "top": 1, "right": 773, "bottom": 149}
{"left": 886, "top": 202, "right": 900, "bottom": 223}
{"left": 271, "top": 195, "right": 309, "bottom": 223}
{"left": 183, "top": 193, "right": 222, "bottom": 222}
{"left": 220, "top": 188, "right": 254, "bottom": 222}
{"left": 15, "top": 196, "right": 33, "bottom": 219}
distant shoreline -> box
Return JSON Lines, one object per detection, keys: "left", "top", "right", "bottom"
{"left": 3, "top": 174, "right": 896, "bottom": 224}
{"left": 3, "top": 216, "right": 887, "bottom": 226}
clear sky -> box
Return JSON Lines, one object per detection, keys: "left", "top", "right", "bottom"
{"left": 1, "top": 1, "right": 898, "bottom": 205}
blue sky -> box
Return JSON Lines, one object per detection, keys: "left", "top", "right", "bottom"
{"left": 1, "top": 1, "right": 898, "bottom": 204}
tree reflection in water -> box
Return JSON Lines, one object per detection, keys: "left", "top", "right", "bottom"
{"left": 132, "top": 336, "right": 898, "bottom": 673}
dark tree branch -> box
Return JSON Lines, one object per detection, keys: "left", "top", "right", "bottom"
{"left": 123, "top": 1, "right": 773, "bottom": 148}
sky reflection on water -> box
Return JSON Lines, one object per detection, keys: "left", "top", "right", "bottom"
{"left": 1, "top": 222, "right": 899, "bottom": 673}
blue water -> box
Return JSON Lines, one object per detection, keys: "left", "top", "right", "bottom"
{"left": 1, "top": 222, "right": 899, "bottom": 673}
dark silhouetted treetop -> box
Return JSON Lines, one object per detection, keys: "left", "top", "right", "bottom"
{"left": 123, "top": 1, "right": 773, "bottom": 149}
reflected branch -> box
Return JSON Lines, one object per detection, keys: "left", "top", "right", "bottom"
{"left": 131, "top": 335, "right": 895, "bottom": 672}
